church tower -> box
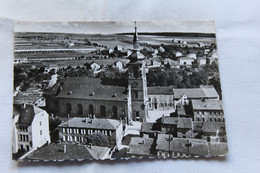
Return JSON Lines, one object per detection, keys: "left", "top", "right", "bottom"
{"left": 127, "top": 22, "right": 148, "bottom": 123}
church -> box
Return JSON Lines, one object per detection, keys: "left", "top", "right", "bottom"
{"left": 44, "top": 23, "right": 216, "bottom": 123}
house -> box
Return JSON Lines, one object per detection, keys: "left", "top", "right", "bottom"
{"left": 127, "top": 137, "right": 155, "bottom": 158}
{"left": 147, "top": 86, "right": 175, "bottom": 111}
{"left": 90, "top": 62, "right": 101, "bottom": 70}
{"left": 208, "top": 142, "right": 228, "bottom": 156}
{"left": 24, "top": 143, "right": 112, "bottom": 161}
{"left": 179, "top": 57, "right": 195, "bottom": 66}
{"left": 177, "top": 118, "right": 193, "bottom": 138}
{"left": 163, "top": 58, "right": 180, "bottom": 68}
{"left": 197, "top": 57, "right": 207, "bottom": 66}
{"left": 140, "top": 122, "right": 161, "bottom": 138}
{"left": 12, "top": 104, "right": 51, "bottom": 154}
{"left": 151, "top": 57, "right": 163, "bottom": 67}
{"left": 187, "top": 53, "right": 197, "bottom": 59}
{"left": 156, "top": 134, "right": 210, "bottom": 158}
{"left": 193, "top": 122, "right": 227, "bottom": 142}
{"left": 160, "top": 116, "right": 179, "bottom": 136}
{"left": 175, "top": 51, "right": 182, "bottom": 57}
{"left": 191, "top": 99, "right": 224, "bottom": 122}
{"left": 173, "top": 85, "right": 220, "bottom": 105}
{"left": 58, "top": 117, "right": 124, "bottom": 147}
{"left": 115, "top": 59, "right": 130, "bottom": 71}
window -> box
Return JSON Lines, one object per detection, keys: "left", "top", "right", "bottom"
{"left": 100, "top": 105, "right": 106, "bottom": 117}
{"left": 89, "top": 104, "right": 94, "bottom": 115}
{"left": 134, "top": 91, "right": 138, "bottom": 99}
{"left": 136, "top": 111, "right": 140, "bottom": 121}
{"left": 78, "top": 104, "right": 83, "bottom": 115}
{"left": 112, "top": 106, "right": 118, "bottom": 119}
{"left": 40, "top": 130, "right": 42, "bottom": 135}
{"left": 66, "top": 103, "right": 72, "bottom": 114}
{"left": 40, "top": 121, "right": 42, "bottom": 126}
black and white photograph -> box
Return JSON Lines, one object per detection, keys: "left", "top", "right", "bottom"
{"left": 12, "top": 21, "right": 228, "bottom": 161}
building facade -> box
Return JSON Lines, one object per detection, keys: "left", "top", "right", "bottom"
{"left": 12, "top": 104, "right": 51, "bottom": 153}
{"left": 58, "top": 117, "right": 124, "bottom": 147}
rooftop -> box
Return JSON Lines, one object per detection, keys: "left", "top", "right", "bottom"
{"left": 191, "top": 99, "right": 223, "bottom": 110}
{"left": 161, "top": 117, "right": 179, "bottom": 125}
{"left": 173, "top": 85, "right": 219, "bottom": 99}
{"left": 53, "top": 77, "right": 127, "bottom": 101}
{"left": 25, "top": 143, "right": 110, "bottom": 161}
{"left": 127, "top": 137, "right": 154, "bottom": 156}
{"left": 208, "top": 142, "right": 228, "bottom": 156}
{"left": 140, "top": 122, "right": 161, "bottom": 133}
{"left": 59, "top": 117, "right": 122, "bottom": 130}
{"left": 177, "top": 118, "right": 193, "bottom": 129}
{"left": 156, "top": 134, "right": 209, "bottom": 156}
{"left": 193, "top": 122, "right": 226, "bottom": 133}
{"left": 14, "top": 104, "right": 45, "bottom": 126}
{"left": 148, "top": 86, "right": 174, "bottom": 95}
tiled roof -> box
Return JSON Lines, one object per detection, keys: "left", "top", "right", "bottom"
{"left": 148, "top": 86, "right": 174, "bottom": 95}
{"left": 191, "top": 99, "right": 223, "bottom": 110}
{"left": 177, "top": 107, "right": 187, "bottom": 116}
{"left": 156, "top": 134, "right": 209, "bottom": 156}
{"left": 14, "top": 104, "right": 44, "bottom": 126}
{"left": 128, "top": 137, "right": 154, "bottom": 156}
{"left": 180, "top": 57, "right": 195, "bottom": 61}
{"left": 161, "top": 117, "right": 179, "bottom": 125}
{"left": 177, "top": 118, "right": 193, "bottom": 129}
{"left": 59, "top": 117, "right": 122, "bottom": 130}
{"left": 140, "top": 122, "right": 161, "bottom": 133}
{"left": 208, "top": 142, "right": 228, "bottom": 156}
{"left": 25, "top": 143, "right": 110, "bottom": 161}
{"left": 173, "top": 86, "right": 219, "bottom": 99}
{"left": 193, "top": 122, "right": 226, "bottom": 134}
{"left": 128, "top": 50, "right": 145, "bottom": 61}
{"left": 56, "top": 77, "right": 127, "bottom": 101}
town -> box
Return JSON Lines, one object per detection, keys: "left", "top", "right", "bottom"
{"left": 12, "top": 22, "right": 228, "bottom": 161}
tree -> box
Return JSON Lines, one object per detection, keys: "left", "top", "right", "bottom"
{"left": 86, "top": 132, "right": 110, "bottom": 147}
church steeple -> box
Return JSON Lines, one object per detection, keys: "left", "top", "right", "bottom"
{"left": 133, "top": 21, "right": 139, "bottom": 50}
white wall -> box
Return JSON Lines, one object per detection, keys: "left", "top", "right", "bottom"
{"left": 31, "top": 110, "right": 50, "bottom": 149}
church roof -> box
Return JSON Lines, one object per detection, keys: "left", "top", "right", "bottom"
{"left": 56, "top": 77, "right": 127, "bottom": 101}
{"left": 128, "top": 50, "right": 145, "bottom": 61}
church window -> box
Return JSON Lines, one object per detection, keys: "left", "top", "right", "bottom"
{"left": 78, "top": 104, "right": 83, "bottom": 115}
{"left": 135, "top": 111, "right": 140, "bottom": 121}
{"left": 89, "top": 104, "right": 94, "bottom": 115}
{"left": 134, "top": 91, "right": 138, "bottom": 98}
{"left": 112, "top": 106, "right": 118, "bottom": 119}
{"left": 66, "top": 103, "right": 72, "bottom": 114}
{"left": 100, "top": 105, "right": 106, "bottom": 117}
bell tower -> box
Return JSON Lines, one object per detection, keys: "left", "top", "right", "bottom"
{"left": 127, "top": 22, "right": 148, "bottom": 123}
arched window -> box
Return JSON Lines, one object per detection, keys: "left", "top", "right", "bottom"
{"left": 66, "top": 103, "right": 71, "bottom": 114}
{"left": 112, "top": 106, "right": 118, "bottom": 119}
{"left": 78, "top": 104, "right": 83, "bottom": 115}
{"left": 89, "top": 104, "right": 94, "bottom": 115}
{"left": 100, "top": 105, "right": 106, "bottom": 117}
{"left": 134, "top": 91, "right": 138, "bottom": 99}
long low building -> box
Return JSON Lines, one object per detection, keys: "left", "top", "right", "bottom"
{"left": 58, "top": 117, "right": 124, "bottom": 147}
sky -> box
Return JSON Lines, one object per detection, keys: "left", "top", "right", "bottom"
{"left": 14, "top": 21, "right": 216, "bottom": 34}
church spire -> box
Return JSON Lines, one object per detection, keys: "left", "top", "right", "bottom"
{"left": 133, "top": 21, "right": 139, "bottom": 50}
